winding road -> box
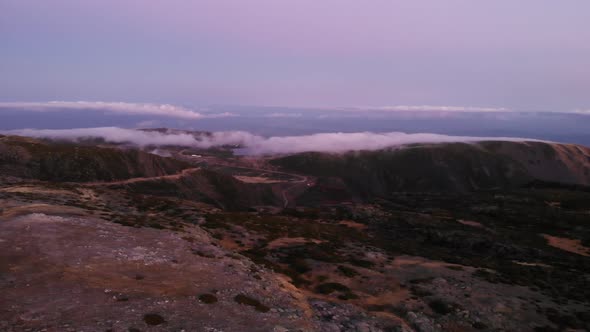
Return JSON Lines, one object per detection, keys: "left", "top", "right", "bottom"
{"left": 79, "top": 162, "right": 312, "bottom": 208}
{"left": 211, "top": 165, "right": 311, "bottom": 207}
{"left": 81, "top": 167, "right": 202, "bottom": 186}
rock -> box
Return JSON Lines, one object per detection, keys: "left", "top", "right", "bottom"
{"left": 406, "top": 311, "right": 436, "bottom": 332}
{"left": 355, "top": 322, "right": 371, "bottom": 332}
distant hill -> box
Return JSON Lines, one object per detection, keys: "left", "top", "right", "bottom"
{"left": 270, "top": 141, "right": 590, "bottom": 201}
{"left": 0, "top": 135, "right": 191, "bottom": 182}
{"left": 3, "top": 134, "right": 589, "bottom": 207}
{"left": 0, "top": 135, "right": 279, "bottom": 209}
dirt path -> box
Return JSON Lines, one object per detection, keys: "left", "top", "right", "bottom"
{"left": 213, "top": 165, "right": 311, "bottom": 208}
{"left": 280, "top": 177, "right": 310, "bottom": 208}
{"left": 221, "top": 165, "right": 308, "bottom": 182}
{"left": 80, "top": 161, "right": 312, "bottom": 208}
{"left": 81, "top": 167, "right": 201, "bottom": 186}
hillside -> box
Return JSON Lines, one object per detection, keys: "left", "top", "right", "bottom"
{"left": 113, "top": 169, "right": 281, "bottom": 210}
{"left": 0, "top": 135, "right": 191, "bottom": 182}
{"left": 270, "top": 141, "right": 590, "bottom": 201}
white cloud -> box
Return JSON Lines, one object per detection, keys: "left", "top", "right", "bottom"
{"left": 343, "top": 105, "right": 590, "bottom": 115}
{"left": 232, "top": 132, "right": 540, "bottom": 154}
{"left": 570, "top": 109, "right": 590, "bottom": 115}
{"left": 265, "top": 112, "right": 303, "bottom": 118}
{"left": 3, "top": 127, "right": 540, "bottom": 155}
{"left": 0, "top": 101, "right": 237, "bottom": 120}
{"left": 353, "top": 105, "right": 510, "bottom": 112}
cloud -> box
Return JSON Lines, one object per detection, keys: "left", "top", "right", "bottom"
{"left": 351, "top": 105, "right": 511, "bottom": 112}
{"left": 265, "top": 112, "right": 303, "bottom": 118}
{"left": 232, "top": 132, "right": 541, "bottom": 154}
{"left": 571, "top": 109, "right": 590, "bottom": 115}
{"left": 3, "top": 127, "right": 541, "bottom": 155}
{"left": 0, "top": 101, "right": 237, "bottom": 120}
{"left": 343, "top": 105, "right": 590, "bottom": 116}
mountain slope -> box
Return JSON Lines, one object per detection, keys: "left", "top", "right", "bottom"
{"left": 0, "top": 135, "right": 191, "bottom": 182}
{"left": 115, "top": 169, "right": 280, "bottom": 210}
{"left": 270, "top": 141, "right": 590, "bottom": 200}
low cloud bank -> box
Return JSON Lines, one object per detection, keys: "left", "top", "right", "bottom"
{"left": 265, "top": 112, "right": 303, "bottom": 118}
{"left": 345, "top": 105, "right": 590, "bottom": 115}
{"left": 0, "top": 101, "right": 236, "bottom": 120}
{"left": 354, "top": 105, "right": 510, "bottom": 112}
{"left": 571, "top": 109, "right": 590, "bottom": 115}
{"left": 3, "top": 127, "right": 540, "bottom": 155}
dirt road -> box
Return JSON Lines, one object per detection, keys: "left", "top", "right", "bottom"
{"left": 81, "top": 167, "right": 201, "bottom": 186}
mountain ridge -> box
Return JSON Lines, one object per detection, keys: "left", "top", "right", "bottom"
{"left": 270, "top": 141, "right": 590, "bottom": 202}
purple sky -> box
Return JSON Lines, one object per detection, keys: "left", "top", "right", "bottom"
{"left": 1, "top": 0, "right": 589, "bottom": 110}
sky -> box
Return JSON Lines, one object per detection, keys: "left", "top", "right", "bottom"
{"left": 2, "top": 0, "right": 590, "bottom": 110}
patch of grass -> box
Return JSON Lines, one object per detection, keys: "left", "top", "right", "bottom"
{"left": 234, "top": 294, "right": 270, "bottom": 313}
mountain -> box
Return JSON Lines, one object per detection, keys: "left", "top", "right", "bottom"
{"left": 270, "top": 141, "right": 590, "bottom": 202}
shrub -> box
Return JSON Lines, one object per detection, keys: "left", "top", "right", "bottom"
{"left": 337, "top": 265, "right": 359, "bottom": 277}
{"left": 315, "top": 282, "right": 350, "bottom": 294}
{"left": 428, "top": 299, "right": 454, "bottom": 315}
{"left": 143, "top": 313, "right": 166, "bottom": 325}
{"left": 234, "top": 294, "right": 270, "bottom": 313}
{"left": 199, "top": 293, "right": 218, "bottom": 304}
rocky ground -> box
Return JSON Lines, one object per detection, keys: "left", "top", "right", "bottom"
{"left": 0, "top": 184, "right": 406, "bottom": 331}
{"left": 1, "top": 179, "right": 589, "bottom": 332}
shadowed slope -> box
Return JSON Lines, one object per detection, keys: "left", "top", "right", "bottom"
{"left": 0, "top": 135, "right": 191, "bottom": 182}
{"left": 270, "top": 141, "right": 590, "bottom": 201}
